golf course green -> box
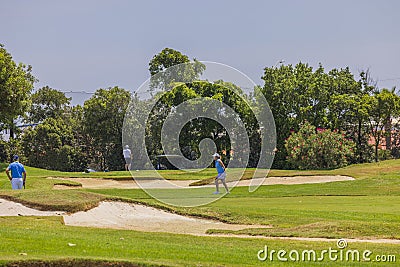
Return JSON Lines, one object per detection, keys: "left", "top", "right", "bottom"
{"left": 0, "top": 160, "right": 399, "bottom": 266}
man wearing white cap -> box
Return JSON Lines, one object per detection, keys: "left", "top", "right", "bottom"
{"left": 213, "top": 153, "right": 229, "bottom": 194}
{"left": 123, "top": 145, "right": 132, "bottom": 171}
{"left": 5, "top": 155, "right": 27, "bottom": 190}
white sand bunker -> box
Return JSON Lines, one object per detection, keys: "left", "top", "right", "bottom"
{"left": 232, "top": 175, "right": 354, "bottom": 187}
{"left": 52, "top": 177, "right": 139, "bottom": 189}
{"left": 64, "top": 201, "right": 270, "bottom": 234}
{"left": 52, "top": 175, "right": 354, "bottom": 190}
{"left": 0, "top": 198, "right": 65, "bottom": 216}
{"left": 51, "top": 177, "right": 195, "bottom": 189}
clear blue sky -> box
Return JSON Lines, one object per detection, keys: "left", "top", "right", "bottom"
{"left": 1, "top": 0, "right": 399, "bottom": 105}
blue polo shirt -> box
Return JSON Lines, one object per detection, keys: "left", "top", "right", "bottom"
{"left": 7, "top": 162, "right": 26, "bottom": 179}
{"left": 215, "top": 160, "right": 225, "bottom": 174}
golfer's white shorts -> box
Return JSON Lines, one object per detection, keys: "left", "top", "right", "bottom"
{"left": 216, "top": 172, "right": 226, "bottom": 180}
{"left": 11, "top": 178, "right": 24, "bottom": 190}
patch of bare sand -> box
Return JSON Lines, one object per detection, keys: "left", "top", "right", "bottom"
{"left": 51, "top": 175, "right": 354, "bottom": 190}
{"left": 51, "top": 177, "right": 196, "bottom": 189}
{"left": 0, "top": 198, "right": 64, "bottom": 216}
{"left": 2, "top": 198, "right": 399, "bottom": 244}
{"left": 231, "top": 175, "right": 354, "bottom": 187}
{"left": 51, "top": 177, "right": 139, "bottom": 189}
{"left": 63, "top": 201, "right": 270, "bottom": 234}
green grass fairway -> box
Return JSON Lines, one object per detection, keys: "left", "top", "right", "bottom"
{"left": 0, "top": 217, "right": 398, "bottom": 266}
{"left": 0, "top": 160, "right": 399, "bottom": 265}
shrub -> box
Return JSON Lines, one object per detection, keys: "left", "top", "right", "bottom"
{"left": 21, "top": 118, "right": 88, "bottom": 171}
{"left": 378, "top": 149, "right": 392, "bottom": 161}
{"left": 285, "top": 121, "right": 355, "bottom": 170}
{"left": 0, "top": 138, "right": 25, "bottom": 163}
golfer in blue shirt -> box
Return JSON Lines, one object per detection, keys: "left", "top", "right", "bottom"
{"left": 213, "top": 153, "right": 230, "bottom": 194}
{"left": 5, "top": 155, "right": 27, "bottom": 190}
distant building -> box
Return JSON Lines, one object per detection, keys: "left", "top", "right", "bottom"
{"left": 0, "top": 128, "right": 11, "bottom": 141}
{"left": 368, "top": 118, "right": 399, "bottom": 150}
{"left": 0, "top": 123, "right": 38, "bottom": 141}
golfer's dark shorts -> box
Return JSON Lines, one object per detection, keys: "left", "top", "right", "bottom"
{"left": 125, "top": 158, "right": 132, "bottom": 165}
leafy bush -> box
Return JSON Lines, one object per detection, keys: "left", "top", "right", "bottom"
{"left": 0, "top": 138, "right": 25, "bottom": 163}
{"left": 285, "top": 122, "right": 355, "bottom": 170}
{"left": 378, "top": 149, "right": 393, "bottom": 161}
{"left": 21, "top": 118, "right": 88, "bottom": 171}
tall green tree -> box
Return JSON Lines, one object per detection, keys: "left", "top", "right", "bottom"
{"left": 145, "top": 80, "right": 258, "bottom": 167}
{"left": 329, "top": 93, "right": 373, "bottom": 163}
{"left": 261, "top": 62, "right": 377, "bottom": 167}
{"left": 0, "top": 44, "right": 36, "bottom": 136}
{"left": 366, "top": 88, "right": 400, "bottom": 162}
{"left": 261, "top": 63, "right": 332, "bottom": 167}
{"left": 327, "top": 70, "right": 376, "bottom": 163}
{"left": 28, "top": 86, "right": 71, "bottom": 123}
{"left": 22, "top": 117, "right": 88, "bottom": 171}
{"left": 148, "top": 48, "right": 205, "bottom": 91}
{"left": 149, "top": 48, "right": 190, "bottom": 76}
{"left": 83, "top": 86, "right": 131, "bottom": 170}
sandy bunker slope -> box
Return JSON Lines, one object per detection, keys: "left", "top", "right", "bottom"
{"left": 237, "top": 175, "right": 354, "bottom": 186}
{"left": 0, "top": 198, "right": 65, "bottom": 216}
{"left": 52, "top": 175, "right": 354, "bottom": 190}
{"left": 2, "top": 198, "right": 399, "bottom": 244}
{"left": 52, "top": 177, "right": 195, "bottom": 189}
{"left": 64, "top": 201, "right": 270, "bottom": 234}
{"left": 0, "top": 198, "right": 269, "bottom": 234}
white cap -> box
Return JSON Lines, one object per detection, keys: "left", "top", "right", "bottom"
{"left": 125, "top": 145, "right": 129, "bottom": 148}
{"left": 213, "top": 153, "right": 220, "bottom": 157}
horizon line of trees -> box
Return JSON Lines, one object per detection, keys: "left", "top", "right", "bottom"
{"left": 1, "top": 45, "right": 399, "bottom": 171}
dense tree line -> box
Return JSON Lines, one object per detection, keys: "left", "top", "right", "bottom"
{"left": 1, "top": 84, "right": 130, "bottom": 171}
{"left": 261, "top": 64, "right": 400, "bottom": 168}
{"left": 1, "top": 45, "right": 399, "bottom": 171}
{"left": 0, "top": 43, "right": 131, "bottom": 170}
